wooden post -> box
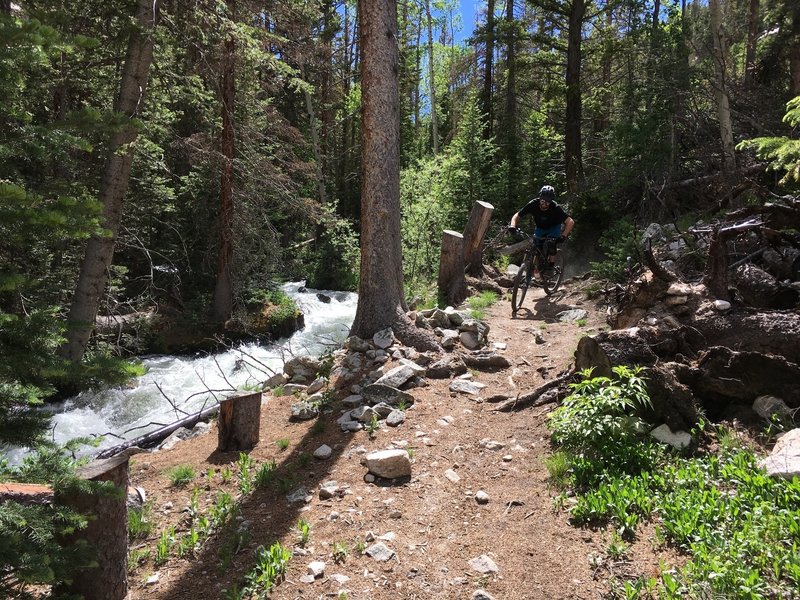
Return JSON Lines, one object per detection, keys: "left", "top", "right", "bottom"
{"left": 55, "top": 455, "right": 130, "bottom": 600}
{"left": 438, "top": 230, "right": 468, "bottom": 306}
{"left": 462, "top": 200, "right": 494, "bottom": 276}
{"left": 217, "top": 391, "right": 262, "bottom": 451}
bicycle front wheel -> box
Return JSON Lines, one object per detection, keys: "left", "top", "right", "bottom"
{"left": 511, "top": 260, "right": 530, "bottom": 315}
{"left": 542, "top": 251, "right": 565, "bottom": 295}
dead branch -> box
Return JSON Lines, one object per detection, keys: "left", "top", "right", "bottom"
{"left": 493, "top": 370, "right": 575, "bottom": 412}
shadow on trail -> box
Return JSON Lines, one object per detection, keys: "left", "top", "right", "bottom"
{"left": 154, "top": 398, "right": 381, "bottom": 599}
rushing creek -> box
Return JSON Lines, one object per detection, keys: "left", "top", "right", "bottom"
{"left": 6, "top": 283, "right": 357, "bottom": 463}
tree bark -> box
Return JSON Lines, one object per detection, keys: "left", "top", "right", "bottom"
{"left": 61, "top": 0, "right": 158, "bottom": 362}
{"left": 463, "top": 201, "right": 495, "bottom": 276}
{"left": 426, "top": 0, "right": 439, "bottom": 154}
{"left": 438, "top": 230, "right": 468, "bottom": 306}
{"left": 504, "top": 0, "right": 518, "bottom": 210}
{"left": 212, "top": 0, "right": 236, "bottom": 322}
{"left": 565, "top": 0, "right": 586, "bottom": 194}
{"left": 304, "top": 71, "right": 328, "bottom": 205}
{"left": 482, "top": 0, "right": 495, "bottom": 138}
{"left": 55, "top": 456, "right": 130, "bottom": 600}
{"left": 351, "top": 0, "right": 439, "bottom": 353}
{"left": 709, "top": 0, "right": 737, "bottom": 177}
{"left": 744, "top": 0, "right": 759, "bottom": 88}
{"left": 217, "top": 391, "right": 262, "bottom": 451}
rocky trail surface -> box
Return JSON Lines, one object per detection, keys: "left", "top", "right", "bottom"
{"left": 126, "top": 281, "right": 674, "bottom": 600}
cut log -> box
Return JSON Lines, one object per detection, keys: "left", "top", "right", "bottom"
{"left": 55, "top": 455, "right": 129, "bottom": 600}
{"left": 437, "top": 230, "right": 468, "bottom": 306}
{"left": 462, "top": 201, "right": 494, "bottom": 276}
{"left": 217, "top": 391, "right": 262, "bottom": 452}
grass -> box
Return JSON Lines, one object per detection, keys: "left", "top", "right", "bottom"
{"left": 168, "top": 464, "right": 196, "bottom": 487}
{"left": 467, "top": 290, "right": 498, "bottom": 320}
{"left": 128, "top": 502, "right": 153, "bottom": 541}
{"left": 543, "top": 451, "right": 570, "bottom": 489}
{"left": 332, "top": 540, "right": 348, "bottom": 563}
{"left": 276, "top": 438, "right": 290, "bottom": 451}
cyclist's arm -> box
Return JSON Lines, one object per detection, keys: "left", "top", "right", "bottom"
{"left": 561, "top": 216, "right": 575, "bottom": 238}
{"left": 509, "top": 211, "right": 522, "bottom": 229}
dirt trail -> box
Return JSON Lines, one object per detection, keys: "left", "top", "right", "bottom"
{"left": 127, "top": 282, "right": 665, "bottom": 600}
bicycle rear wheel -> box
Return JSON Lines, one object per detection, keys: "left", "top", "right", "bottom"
{"left": 511, "top": 260, "right": 530, "bottom": 315}
{"left": 542, "top": 251, "right": 565, "bottom": 295}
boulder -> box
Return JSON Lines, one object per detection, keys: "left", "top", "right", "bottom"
{"left": 361, "top": 384, "right": 415, "bottom": 408}
{"left": 361, "top": 449, "right": 412, "bottom": 479}
{"left": 649, "top": 424, "right": 691, "bottom": 449}
{"left": 752, "top": 395, "right": 793, "bottom": 421}
{"left": 760, "top": 428, "right": 800, "bottom": 478}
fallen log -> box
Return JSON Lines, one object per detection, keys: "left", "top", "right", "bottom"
{"left": 493, "top": 370, "right": 574, "bottom": 412}
{"left": 95, "top": 403, "right": 220, "bottom": 459}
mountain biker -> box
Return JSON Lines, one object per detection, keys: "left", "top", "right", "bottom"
{"left": 508, "top": 185, "right": 574, "bottom": 275}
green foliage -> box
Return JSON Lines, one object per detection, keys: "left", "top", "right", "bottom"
{"left": 332, "top": 540, "right": 348, "bottom": 563}
{"left": 247, "top": 288, "right": 300, "bottom": 332}
{"left": 237, "top": 452, "right": 253, "bottom": 495}
{"left": 466, "top": 291, "right": 498, "bottom": 320}
{"left": 589, "top": 217, "right": 638, "bottom": 283}
{"left": 737, "top": 96, "right": 800, "bottom": 184}
{"left": 128, "top": 502, "right": 153, "bottom": 542}
{"left": 303, "top": 202, "right": 360, "bottom": 291}
{"left": 243, "top": 542, "right": 292, "bottom": 597}
{"left": 168, "top": 465, "right": 196, "bottom": 487}
{"left": 296, "top": 518, "right": 311, "bottom": 545}
{"left": 276, "top": 438, "right": 290, "bottom": 451}
{"left": 254, "top": 460, "right": 277, "bottom": 488}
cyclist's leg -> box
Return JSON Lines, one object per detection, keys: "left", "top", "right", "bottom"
{"left": 534, "top": 225, "right": 561, "bottom": 269}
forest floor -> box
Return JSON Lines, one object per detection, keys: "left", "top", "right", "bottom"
{"left": 126, "top": 279, "right": 682, "bottom": 600}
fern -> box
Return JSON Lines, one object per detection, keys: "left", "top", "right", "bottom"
{"left": 737, "top": 96, "right": 800, "bottom": 183}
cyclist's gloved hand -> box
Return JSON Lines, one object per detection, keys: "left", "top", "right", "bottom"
{"left": 508, "top": 226, "right": 521, "bottom": 237}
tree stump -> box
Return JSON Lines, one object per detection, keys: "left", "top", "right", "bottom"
{"left": 462, "top": 201, "right": 494, "bottom": 276}
{"left": 438, "top": 230, "right": 468, "bottom": 306}
{"left": 55, "top": 455, "right": 129, "bottom": 600}
{"left": 217, "top": 391, "right": 262, "bottom": 451}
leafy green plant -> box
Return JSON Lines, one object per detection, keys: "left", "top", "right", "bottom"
{"left": 155, "top": 527, "right": 176, "bottom": 565}
{"left": 366, "top": 414, "right": 380, "bottom": 438}
{"left": 237, "top": 452, "right": 253, "bottom": 495}
{"left": 589, "top": 217, "right": 638, "bottom": 283}
{"left": 332, "top": 540, "right": 348, "bottom": 563}
{"left": 220, "top": 466, "right": 233, "bottom": 484}
{"left": 276, "top": 438, "right": 290, "bottom": 451}
{"left": 354, "top": 540, "right": 366, "bottom": 554}
{"left": 255, "top": 460, "right": 277, "bottom": 487}
{"left": 205, "top": 467, "right": 215, "bottom": 483}
{"left": 128, "top": 546, "right": 150, "bottom": 571}
{"left": 737, "top": 96, "right": 800, "bottom": 183}
{"left": 297, "top": 452, "right": 312, "bottom": 469}
{"left": 575, "top": 318, "right": 587, "bottom": 327}
{"left": 168, "top": 464, "right": 196, "bottom": 487}
{"left": 606, "top": 533, "right": 629, "bottom": 560}
{"left": 243, "top": 542, "right": 292, "bottom": 596}
{"left": 218, "top": 529, "right": 250, "bottom": 574}
{"left": 128, "top": 502, "right": 154, "bottom": 541}
{"left": 177, "top": 526, "right": 200, "bottom": 557}
{"left": 296, "top": 518, "right": 311, "bottom": 545}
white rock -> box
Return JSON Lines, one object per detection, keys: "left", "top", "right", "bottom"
{"left": 330, "top": 573, "right": 350, "bottom": 584}
{"left": 373, "top": 328, "right": 395, "bottom": 349}
{"left": 760, "top": 428, "right": 800, "bottom": 478}
{"left": 308, "top": 561, "right": 326, "bottom": 578}
{"left": 664, "top": 295, "right": 688, "bottom": 306}
{"left": 492, "top": 342, "right": 507, "bottom": 351}
{"left": 666, "top": 282, "right": 692, "bottom": 296}
{"left": 365, "top": 542, "right": 395, "bottom": 561}
{"left": 475, "top": 490, "right": 489, "bottom": 504}
{"left": 468, "top": 554, "right": 499, "bottom": 574}
{"left": 306, "top": 377, "right": 327, "bottom": 395}
{"left": 361, "top": 449, "right": 412, "bottom": 479}
{"left": 146, "top": 573, "right": 160, "bottom": 585}
{"left": 650, "top": 424, "right": 692, "bottom": 449}
{"left": 713, "top": 299, "right": 731, "bottom": 311}
{"left": 449, "top": 379, "right": 487, "bottom": 395}
{"left": 752, "top": 395, "right": 793, "bottom": 420}
{"left": 444, "top": 469, "right": 461, "bottom": 483}
{"left": 314, "top": 444, "right": 332, "bottom": 459}
{"left": 556, "top": 309, "right": 588, "bottom": 322}
{"left": 374, "top": 364, "right": 418, "bottom": 388}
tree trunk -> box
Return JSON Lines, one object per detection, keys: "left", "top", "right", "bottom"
{"left": 212, "top": 0, "right": 236, "bottom": 323}
{"left": 61, "top": 0, "right": 158, "bottom": 363}
{"left": 304, "top": 72, "right": 328, "bottom": 205}
{"left": 426, "top": 0, "right": 439, "bottom": 155}
{"left": 744, "top": 0, "right": 759, "bottom": 88}
{"left": 352, "top": 0, "right": 438, "bottom": 353}
{"left": 217, "top": 391, "right": 262, "bottom": 451}
{"left": 463, "top": 201, "right": 495, "bottom": 276}
{"left": 709, "top": 0, "right": 737, "bottom": 177}
{"left": 55, "top": 456, "right": 130, "bottom": 600}
{"left": 437, "top": 230, "right": 468, "bottom": 306}
{"left": 565, "top": 0, "right": 585, "bottom": 194}
{"left": 482, "top": 0, "right": 495, "bottom": 137}
{"left": 504, "top": 0, "right": 518, "bottom": 210}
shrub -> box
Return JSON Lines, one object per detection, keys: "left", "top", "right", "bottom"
{"left": 168, "top": 465, "right": 196, "bottom": 487}
{"left": 589, "top": 217, "right": 638, "bottom": 283}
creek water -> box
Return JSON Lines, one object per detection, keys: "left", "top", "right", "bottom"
{"left": 6, "top": 283, "right": 357, "bottom": 463}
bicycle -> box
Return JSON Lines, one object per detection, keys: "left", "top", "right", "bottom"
{"left": 508, "top": 228, "right": 565, "bottom": 316}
